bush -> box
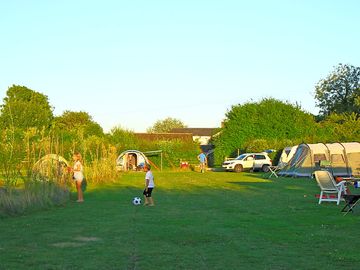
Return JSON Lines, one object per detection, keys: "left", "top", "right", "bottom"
{"left": 213, "top": 98, "right": 317, "bottom": 164}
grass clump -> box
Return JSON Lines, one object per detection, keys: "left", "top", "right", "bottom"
{"left": 0, "top": 180, "right": 70, "bottom": 217}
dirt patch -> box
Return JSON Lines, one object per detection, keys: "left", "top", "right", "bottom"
{"left": 75, "top": 236, "right": 101, "bottom": 242}
{"left": 52, "top": 242, "right": 85, "bottom": 248}
{"left": 52, "top": 236, "right": 101, "bottom": 248}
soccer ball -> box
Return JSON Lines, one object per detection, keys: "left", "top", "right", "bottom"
{"left": 132, "top": 197, "right": 141, "bottom": 205}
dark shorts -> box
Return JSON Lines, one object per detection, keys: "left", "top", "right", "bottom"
{"left": 143, "top": 188, "right": 154, "bottom": 197}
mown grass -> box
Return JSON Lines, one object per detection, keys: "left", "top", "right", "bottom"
{"left": 1, "top": 171, "right": 360, "bottom": 269}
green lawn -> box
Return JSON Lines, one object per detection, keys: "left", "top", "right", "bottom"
{"left": 1, "top": 171, "right": 360, "bottom": 269}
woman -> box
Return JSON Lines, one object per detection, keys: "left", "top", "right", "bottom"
{"left": 71, "top": 152, "right": 84, "bottom": 202}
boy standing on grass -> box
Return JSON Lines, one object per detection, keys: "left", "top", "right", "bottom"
{"left": 143, "top": 164, "right": 155, "bottom": 206}
{"left": 197, "top": 150, "right": 207, "bottom": 173}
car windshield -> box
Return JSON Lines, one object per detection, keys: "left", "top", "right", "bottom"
{"left": 235, "top": 154, "right": 247, "bottom": 160}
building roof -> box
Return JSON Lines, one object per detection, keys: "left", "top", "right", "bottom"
{"left": 170, "top": 128, "right": 218, "bottom": 136}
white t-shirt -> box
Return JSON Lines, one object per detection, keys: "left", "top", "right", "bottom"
{"left": 73, "top": 160, "right": 84, "bottom": 181}
{"left": 145, "top": 170, "right": 155, "bottom": 188}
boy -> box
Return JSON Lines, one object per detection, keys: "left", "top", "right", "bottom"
{"left": 143, "top": 164, "right": 155, "bottom": 206}
{"left": 197, "top": 150, "right": 207, "bottom": 173}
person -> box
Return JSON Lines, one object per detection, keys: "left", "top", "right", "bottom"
{"left": 71, "top": 152, "right": 84, "bottom": 203}
{"left": 198, "top": 150, "right": 207, "bottom": 173}
{"left": 143, "top": 164, "right": 155, "bottom": 206}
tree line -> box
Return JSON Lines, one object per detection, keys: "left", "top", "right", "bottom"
{"left": 213, "top": 63, "right": 360, "bottom": 164}
{"left": 1, "top": 63, "right": 359, "bottom": 175}
{"left": 0, "top": 85, "right": 199, "bottom": 185}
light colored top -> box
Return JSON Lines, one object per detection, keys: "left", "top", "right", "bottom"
{"left": 198, "top": 153, "right": 207, "bottom": 163}
{"left": 73, "top": 160, "right": 84, "bottom": 181}
{"left": 145, "top": 170, "right": 155, "bottom": 188}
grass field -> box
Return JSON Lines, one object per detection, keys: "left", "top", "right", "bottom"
{"left": 1, "top": 171, "right": 360, "bottom": 269}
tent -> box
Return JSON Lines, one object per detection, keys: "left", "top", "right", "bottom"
{"left": 278, "top": 145, "right": 298, "bottom": 166}
{"left": 279, "top": 142, "right": 360, "bottom": 177}
{"left": 116, "top": 150, "right": 149, "bottom": 171}
{"left": 32, "top": 154, "right": 69, "bottom": 181}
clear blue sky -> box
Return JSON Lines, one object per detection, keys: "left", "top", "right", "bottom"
{"left": 1, "top": 0, "right": 359, "bottom": 132}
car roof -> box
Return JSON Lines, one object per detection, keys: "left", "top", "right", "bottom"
{"left": 239, "top": 152, "right": 269, "bottom": 156}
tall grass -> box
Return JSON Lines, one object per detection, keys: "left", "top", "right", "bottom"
{"left": 0, "top": 126, "right": 200, "bottom": 216}
{"left": 84, "top": 144, "right": 119, "bottom": 184}
{"left": 0, "top": 180, "right": 70, "bottom": 217}
{"left": 0, "top": 127, "right": 73, "bottom": 216}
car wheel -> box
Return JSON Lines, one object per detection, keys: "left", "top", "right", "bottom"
{"left": 262, "top": 165, "right": 270, "bottom": 173}
{"left": 234, "top": 164, "right": 243, "bottom": 173}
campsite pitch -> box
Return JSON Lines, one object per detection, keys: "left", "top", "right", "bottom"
{"left": 1, "top": 171, "right": 360, "bottom": 269}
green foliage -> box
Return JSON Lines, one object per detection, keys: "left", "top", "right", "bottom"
{"left": 147, "top": 117, "right": 187, "bottom": 133}
{"left": 53, "top": 110, "right": 104, "bottom": 138}
{"left": 0, "top": 128, "right": 26, "bottom": 185}
{"left": 82, "top": 137, "right": 118, "bottom": 184}
{"left": 0, "top": 85, "right": 53, "bottom": 130}
{"left": 213, "top": 98, "right": 316, "bottom": 163}
{"left": 315, "top": 63, "right": 360, "bottom": 117}
{"left": 315, "top": 113, "right": 360, "bottom": 142}
{"left": 107, "top": 126, "right": 139, "bottom": 152}
{"left": 135, "top": 138, "right": 199, "bottom": 169}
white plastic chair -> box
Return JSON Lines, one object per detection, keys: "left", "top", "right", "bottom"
{"left": 314, "top": 170, "right": 347, "bottom": 205}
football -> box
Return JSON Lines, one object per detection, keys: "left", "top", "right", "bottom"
{"left": 132, "top": 197, "right": 141, "bottom": 205}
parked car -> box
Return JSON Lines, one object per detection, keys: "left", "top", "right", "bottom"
{"left": 222, "top": 152, "right": 272, "bottom": 172}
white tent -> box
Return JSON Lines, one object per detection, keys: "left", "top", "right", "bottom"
{"left": 116, "top": 150, "right": 149, "bottom": 171}
{"left": 279, "top": 142, "right": 360, "bottom": 177}
{"left": 278, "top": 145, "right": 298, "bottom": 166}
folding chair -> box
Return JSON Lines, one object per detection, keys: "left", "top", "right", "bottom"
{"left": 268, "top": 166, "right": 281, "bottom": 178}
{"left": 267, "top": 162, "right": 287, "bottom": 178}
{"left": 341, "top": 194, "right": 360, "bottom": 216}
{"left": 314, "top": 170, "right": 347, "bottom": 205}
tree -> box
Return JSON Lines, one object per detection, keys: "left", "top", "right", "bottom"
{"left": 316, "top": 113, "right": 360, "bottom": 142}
{"left": 315, "top": 63, "right": 360, "bottom": 117}
{"left": 213, "top": 98, "right": 316, "bottom": 163}
{"left": 147, "top": 117, "right": 187, "bottom": 133}
{"left": 0, "top": 85, "right": 53, "bottom": 130}
{"left": 53, "top": 111, "right": 104, "bottom": 138}
{"left": 108, "top": 126, "right": 139, "bottom": 151}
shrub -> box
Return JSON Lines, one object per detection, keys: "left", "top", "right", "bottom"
{"left": 213, "top": 98, "right": 317, "bottom": 164}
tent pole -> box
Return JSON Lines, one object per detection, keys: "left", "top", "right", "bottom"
{"left": 340, "top": 142, "right": 350, "bottom": 176}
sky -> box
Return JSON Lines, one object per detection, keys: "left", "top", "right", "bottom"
{"left": 1, "top": 0, "right": 359, "bottom": 132}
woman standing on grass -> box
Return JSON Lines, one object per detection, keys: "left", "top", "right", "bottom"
{"left": 71, "top": 152, "right": 84, "bottom": 203}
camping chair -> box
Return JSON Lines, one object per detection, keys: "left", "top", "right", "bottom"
{"left": 314, "top": 170, "right": 347, "bottom": 205}
{"left": 267, "top": 162, "right": 287, "bottom": 178}
{"left": 341, "top": 194, "right": 360, "bottom": 216}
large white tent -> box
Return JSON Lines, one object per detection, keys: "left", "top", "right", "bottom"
{"left": 279, "top": 142, "right": 360, "bottom": 177}
{"left": 116, "top": 150, "right": 149, "bottom": 171}
{"left": 278, "top": 145, "right": 298, "bottom": 166}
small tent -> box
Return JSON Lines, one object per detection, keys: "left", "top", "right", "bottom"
{"left": 116, "top": 150, "right": 149, "bottom": 171}
{"left": 33, "top": 154, "right": 69, "bottom": 181}
{"left": 279, "top": 142, "right": 360, "bottom": 177}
